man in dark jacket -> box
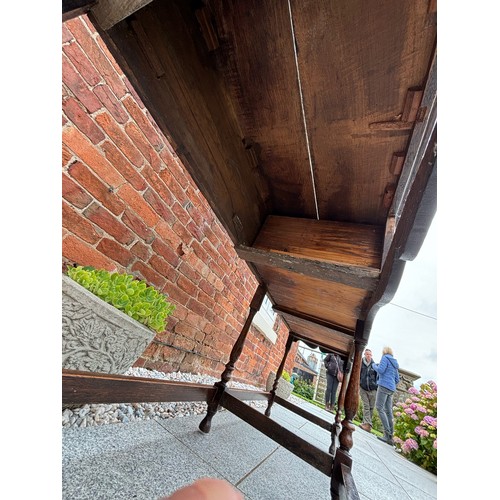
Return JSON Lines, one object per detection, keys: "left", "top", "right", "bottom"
{"left": 359, "top": 348, "right": 378, "bottom": 432}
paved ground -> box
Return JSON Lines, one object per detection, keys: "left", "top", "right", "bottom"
{"left": 62, "top": 399, "right": 437, "bottom": 500}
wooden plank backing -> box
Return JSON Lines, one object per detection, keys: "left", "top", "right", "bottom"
{"left": 256, "top": 265, "right": 368, "bottom": 331}
{"left": 252, "top": 216, "right": 383, "bottom": 269}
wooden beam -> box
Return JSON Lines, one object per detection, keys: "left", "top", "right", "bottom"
{"left": 62, "top": 0, "right": 97, "bottom": 22}
{"left": 221, "top": 392, "right": 333, "bottom": 476}
{"left": 274, "top": 306, "right": 354, "bottom": 337}
{"left": 62, "top": 369, "right": 215, "bottom": 405}
{"left": 275, "top": 396, "right": 333, "bottom": 432}
{"left": 226, "top": 388, "right": 271, "bottom": 402}
{"left": 236, "top": 245, "right": 379, "bottom": 291}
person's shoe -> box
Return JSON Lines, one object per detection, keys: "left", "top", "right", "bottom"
{"left": 360, "top": 423, "right": 372, "bottom": 432}
{"left": 377, "top": 435, "right": 394, "bottom": 446}
{"left": 325, "top": 404, "right": 331, "bottom": 411}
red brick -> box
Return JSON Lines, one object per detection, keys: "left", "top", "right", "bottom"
{"left": 121, "top": 209, "right": 155, "bottom": 243}
{"left": 100, "top": 140, "right": 147, "bottom": 191}
{"left": 143, "top": 188, "right": 175, "bottom": 224}
{"left": 95, "top": 112, "right": 144, "bottom": 167}
{"left": 155, "top": 220, "right": 182, "bottom": 248}
{"left": 131, "top": 241, "right": 150, "bottom": 261}
{"left": 83, "top": 203, "right": 135, "bottom": 244}
{"left": 148, "top": 255, "right": 177, "bottom": 282}
{"left": 96, "top": 238, "right": 134, "bottom": 266}
{"left": 177, "top": 274, "right": 198, "bottom": 299}
{"left": 151, "top": 238, "right": 180, "bottom": 268}
{"left": 68, "top": 161, "right": 125, "bottom": 215}
{"left": 117, "top": 184, "right": 159, "bottom": 227}
{"left": 93, "top": 85, "right": 129, "bottom": 124}
{"left": 62, "top": 201, "right": 101, "bottom": 244}
{"left": 63, "top": 126, "right": 125, "bottom": 187}
{"left": 141, "top": 165, "right": 174, "bottom": 207}
{"left": 131, "top": 261, "right": 166, "bottom": 290}
{"left": 124, "top": 121, "right": 158, "bottom": 166}
{"left": 124, "top": 78, "right": 145, "bottom": 109}
{"left": 173, "top": 220, "right": 194, "bottom": 245}
{"left": 161, "top": 280, "right": 190, "bottom": 307}
{"left": 186, "top": 298, "right": 210, "bottom": 318}
{"left": 63, "top": 97, "right": 105, "bottom": 144}
{"left": 186, "top": 220, "right": 206, "bottom": 242}
{"left": 62, "top": 55, "right": 101, "bottom": 114}
{"left": 62, "top": 172, "right": 92, "bottom": 209}
{"left": 122, "top": 95, "right": 163, "bottom": 150}
{"left": 158, "top": 169, "right": 189, "bottom": 206}
{"left": 62, "top": 145, "right": 74, "bottom": 168}
{"left": 95, "top": 34, "right": 125, "bottom": 77}
{"left": 177, "top": 261, "right": 201, "bottom": 284}
{"left": 63, "top": 234, "right": 116, "bottom": 270}
{"left": 159, "top": 149, "right": 193, "bottom": 187}
{"left": 66, "top": 17, "right": 127, "bottom": 99}
{"left": 62, "top": 24, "right": 73, "bottom": 44}
{"left": 198, "top": 278, "right": 215, "bottom": 298}
{"left": 63, "top": 41, "right": 101, "bottom": 86}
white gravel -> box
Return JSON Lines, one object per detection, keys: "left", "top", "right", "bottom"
{"left": 62, "top": 367, "right": 303, "bottom": 428}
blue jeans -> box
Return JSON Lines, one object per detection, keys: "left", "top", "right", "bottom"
{"left": 375, "top": 386, "right": 395, "bottom": 436}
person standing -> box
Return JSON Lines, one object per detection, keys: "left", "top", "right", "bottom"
{"left": 359, "top": 348, "right": 378, "bottom": 433}
{"left": 372, "top": 346, "right": 400, "bottom": 445}
{"left": 323, "top": 352, "right": 344, "bottom": 412}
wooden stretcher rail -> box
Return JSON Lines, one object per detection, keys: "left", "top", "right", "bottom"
{"left": 275, "top": 395, "right": 333, "bottom": 432}
{"left": 339, "top": 463, "right": 361, "bottom": 500}
{"left": 221, "top": 391, "right": 333, "bottom": 476}
{"left": 62, "top": 369, "right": 273, "bottom": 405}
{"left": 62, "top": 369, "right": 216, "bottom": 405}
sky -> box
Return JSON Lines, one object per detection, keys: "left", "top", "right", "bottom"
{"left": 368, "top": 215, "right": 437, "bottom": 388}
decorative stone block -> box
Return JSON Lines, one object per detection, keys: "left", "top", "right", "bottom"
{"left": 266, "top": 371, "right": 294, "bottom": 400}
{"left": 62, "top": 274, "right": 156, "bottom": 374}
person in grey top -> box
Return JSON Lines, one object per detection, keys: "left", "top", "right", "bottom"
{"left": 359, "top": 348, "right": 378, "bottom": 433}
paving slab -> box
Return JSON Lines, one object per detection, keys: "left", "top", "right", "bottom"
{"left": 62, "top": 400, "right": 437, "bottom": 500}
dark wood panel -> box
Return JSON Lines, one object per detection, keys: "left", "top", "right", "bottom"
{"left": 291, "top": 0, "right": 436, "bottom": 224}
{"left": 62, "top": 370, "right": 215, "bottom": 405}
{"left": 212, "top": 0, "right": 317, "bottom": 218}
{"left": 101, "top": 1, "right": 269, "bottom": 245}
{"left": 221, "top": 392, "right": 333, "bottom": 476}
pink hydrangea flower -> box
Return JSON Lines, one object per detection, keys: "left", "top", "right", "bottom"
{"left": 404, "top": 408, "right": 414, "bottom": 415}
{"left": 433, "top": 439, "right": 437, "bottom": 449}
{"left": 423, "top": 415, "right": 437, "bottom": 428}
{"left": 401, "top": 438, "right": 419, "bottom": 454}
{"left": 414, "top": 426, "right": 430, "bottom": 437}
{"left": 408, "top": 387, "right": 419, "bottom": 395}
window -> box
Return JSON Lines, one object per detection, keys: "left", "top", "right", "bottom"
{"left": 252, "top": 294, "right": 278, "bottom": 344}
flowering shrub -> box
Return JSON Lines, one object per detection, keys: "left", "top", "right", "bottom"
{"left": 393, "top": 381, "right": 437, "bottom": 474}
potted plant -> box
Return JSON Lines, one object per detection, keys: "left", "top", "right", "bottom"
{"left": 62, "top": 266, "right": 175, "bottom": 374}
{"left": 265, "top": 370, "right": 294, "bottom": 400}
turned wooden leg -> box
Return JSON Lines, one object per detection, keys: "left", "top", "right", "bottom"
{"left": 265, "top": 333, "right": 294, "bottom": 416}
{"left": 199, "top": 285, "right": 266, "bottom": 433}
{"left": 330, "top": 327, "right": 366, "bottom": 498}
{"left": 329, "top": 356, "right": 350, "bottom": 455}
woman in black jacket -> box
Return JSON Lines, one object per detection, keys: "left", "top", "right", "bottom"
{"left": 323, "top": 352, "right": 343, "bottom": 412}
{"left": 359, "top": 348, "right": 378, "bottom": 432}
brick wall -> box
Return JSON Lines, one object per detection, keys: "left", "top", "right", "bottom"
{"left": 62, "top": 14, "right": 297, "bottom": 387}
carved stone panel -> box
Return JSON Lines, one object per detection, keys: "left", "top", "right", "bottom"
{"left": 62, "top": 275, "right": 156, "bottom": 374}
